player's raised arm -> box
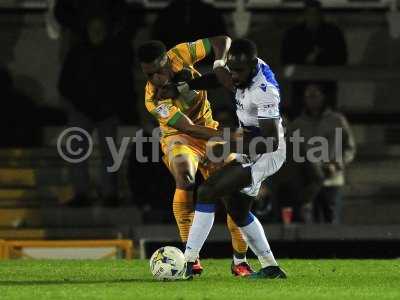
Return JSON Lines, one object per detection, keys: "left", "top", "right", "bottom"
{"left": 158, "top": 72, "right": 222, "bottom": 100}
{"left": 172, "top": 36, "right": 233, "bottom": 92}
{"left": 209, "top": 35, "right": 231, "bottom": 63}
{"left": 239, "top": 83, "right": 281, "bottom": 155}
{"left": 240, "top": 119, "right": 280, "bottom": 155}
{"left": 190, "top": 36, "right": 233, "bottom": 88}
{"left": 209, "top": 36, "right": 234, "bottom": 91}
{"left": 169, "top": 112, "right": 227, "bottom": 141}
{"left": 229, "top": 89, "right": 281, "bottom": 156}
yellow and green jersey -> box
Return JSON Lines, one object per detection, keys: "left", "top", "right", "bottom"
{"left": 145, "top": 38, "right": 218, "bottom": 138}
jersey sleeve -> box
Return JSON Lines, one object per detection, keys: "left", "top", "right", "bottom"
{"left": 170, "top": 38, "right": 211, "bottom": 66}
{"left": 144, "top": 83, "right": 184, "bottom": 126}
{"left": 253, "top": 85, "right": 281, "bottom": 119}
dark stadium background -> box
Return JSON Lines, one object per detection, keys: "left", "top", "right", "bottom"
{"left": 0, "top": 0, "right": 399, "bottom": 260}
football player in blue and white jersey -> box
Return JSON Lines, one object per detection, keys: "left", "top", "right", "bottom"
{"left": 163, "top": 38, "right": 287, "bottom": 279}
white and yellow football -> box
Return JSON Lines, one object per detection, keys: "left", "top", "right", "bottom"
{"left": 149, "top": 246, "right": 186, "bottom": 281}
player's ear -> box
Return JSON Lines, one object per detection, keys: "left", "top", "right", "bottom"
{"left": 250, "top": 58, "right": 258, "bottom": 75}
{"left": 251, "top": 58, "right": 258, "bottom": 68}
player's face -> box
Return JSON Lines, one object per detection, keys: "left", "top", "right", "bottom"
{"left": 304, "top": 84, "right": 324, "bottom": 112}
{"left": 141, "top": 55, "right": 173, "bottom": 88}
{"left": 227, "top": 60, "right": 253, "bottom": 89}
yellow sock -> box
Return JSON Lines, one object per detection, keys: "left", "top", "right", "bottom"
{"left": 173, "top": 189, "right": 194, "bottom": 243}
{"left": 227, "top": 214, "right": 248, "bottom": 255}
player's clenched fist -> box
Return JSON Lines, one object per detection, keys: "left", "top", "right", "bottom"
{"left": 155, "top": 68, "right": 194, "bottom": 100}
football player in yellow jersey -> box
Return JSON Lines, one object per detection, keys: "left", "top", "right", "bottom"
{"left": 137, "top": 36, "right": 253, "bottom": 276}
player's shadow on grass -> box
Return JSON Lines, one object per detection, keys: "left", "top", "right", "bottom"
{"left": 0, "top": 278, "right": 156, "bottom": 286}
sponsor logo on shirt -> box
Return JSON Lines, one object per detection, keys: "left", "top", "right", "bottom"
{"left": 263, "top": 103, "right": 276, "bottom": 109}
{"left": 260, "top": 103, "right": 279, "bottom": 118}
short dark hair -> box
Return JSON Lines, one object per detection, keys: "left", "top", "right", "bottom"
{"left": 228, "top": 39, "right": 258, "bottom": 62}
{"left": 137, "top": 40, "right": 166, "bottom": 63}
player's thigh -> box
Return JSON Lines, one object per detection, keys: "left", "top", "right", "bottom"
{"left": 198, "top": 161, "right": 252, "bottom": 203}
{"left": 168, "top": 146, "right": 199, "bottom": 189}
{"left": 198, "top": 153, "right": 237, "bottom": 180}
{"left": 222, "top": 192, "right": 254, "bottom": 227}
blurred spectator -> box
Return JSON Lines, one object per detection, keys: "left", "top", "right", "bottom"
{"left": 281, "top": 0, "right": 348, "bottom": 119}
{"left": 127, "top": 130, "right": 175, "bottom": 222}
{"left": 362, "top": 19, "right": 400, "bottom": 112}
{"left": 267, "top": 142, "right": 324, "bottom": 223}
{"left": 281, "top": 0, "right": 347, "bottom": 66}
{"left": 0, "top": 8, "right": 42, "bottom": 147}
{"left": 255, "top": 113, "right": 322, "bottom": 223}
{"left": 0, "top": 8, "right": 24, "bottom": 65}
{"left": 46, "top": 0, "right": 61, "bottom": 40}
{"left": 151, "top": 0, "right": 227, "bottom": 64}
{"left": 55, "top": 0, "right": 143, "bottom": 206}
{"left": 289, "top": 83, "right": 356, "bottom": 224}
{"left": 0, "top": 65, "right": 41, "bottom": 147}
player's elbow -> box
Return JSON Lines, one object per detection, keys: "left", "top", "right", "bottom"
{"left": 219, "top": 35, "right": 232, "bottom": 45}
{"left": 210, "top": 35, "right": 231, "bottom": 43}
{"left": 209, "top": 35, "right": 232, "bottom": 51}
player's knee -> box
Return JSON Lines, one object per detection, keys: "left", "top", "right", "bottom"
{"left": 171, "top": 154, "right": 196, "bottom": 189}
{"left": 175, "top": 173, "right": 195, "bottom": 190}
{"left": 172, "top": 162, "right": 196, "bottom": 190}
{"left": 197, "top": 184, "right": 216, "bottom": 204}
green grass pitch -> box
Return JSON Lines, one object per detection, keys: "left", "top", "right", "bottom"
{"left": 0, "top": 259, "right": 399, "bottom": 300}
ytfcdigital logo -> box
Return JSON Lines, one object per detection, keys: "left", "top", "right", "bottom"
{"left": 57, "top": 126, "right": 345, "bottom": 172}
{"left": 57, "top": 127, "right": 162, "bottom": 172}
{"left": 57, "top": 127, "right": 93, "bottom": 164}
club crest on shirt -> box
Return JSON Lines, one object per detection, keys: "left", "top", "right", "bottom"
{"left": 155, "top": 104, "right": 170, "bottom": 118}
{"left": 259, "top": 83, "right": 267, "bottom": 92}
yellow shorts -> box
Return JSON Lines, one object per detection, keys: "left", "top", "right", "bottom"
{"left": 161, "top": 134, "right": 220, "bottom": 179}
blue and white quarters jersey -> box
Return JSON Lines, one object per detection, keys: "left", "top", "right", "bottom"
{"left": 234, "top": 58, "right": 286, "bottom": 197}
{"left": 234, "top": 58, "right": 286, "bottom": 152}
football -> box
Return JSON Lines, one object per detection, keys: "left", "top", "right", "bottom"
{"left": 149, "top": 246, "right": 187, "bottom": 281}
